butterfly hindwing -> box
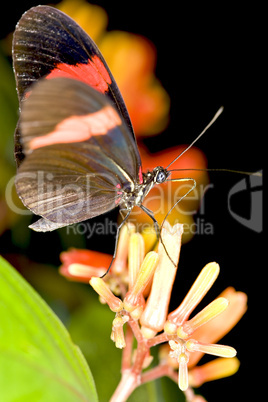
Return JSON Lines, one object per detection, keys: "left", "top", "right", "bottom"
{"left": 16, "top": 77, "right": 139, "bottom": 230}
{"left": 17, "top": 144, "right": 122, "bottom": 231}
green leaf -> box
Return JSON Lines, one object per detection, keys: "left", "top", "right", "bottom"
{"left": 67, "top": 296, "right": 121, "bottom": 402}
{"left": 0, "top": 256, "right": 98, "bottom": 402}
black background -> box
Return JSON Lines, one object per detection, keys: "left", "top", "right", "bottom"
{"left": 0, "top": 2, "right": 263, "bottom": 401}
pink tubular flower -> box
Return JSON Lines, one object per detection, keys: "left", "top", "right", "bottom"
{"left": 139, "top": 223, "right": 183, "bottom": 338}
{"left": 187, "top": 286, "right": 248, "bottom": 368}
{"left": 162, "top": 263, "right": 247, "bottom": 391}
{"left": 124, "top": 251, "right": 159, "bottom": 314}
{"left": 59, "top": 223, "right": 135, "bottom": 285}
{"left": 89, "top": 277, "right": 123, "bottom": 312}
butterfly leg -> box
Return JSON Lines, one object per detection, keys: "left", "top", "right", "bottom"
{"left": 139, "top": 204, "right": 177, "bottom": 267}
{"left": 100, "top": 209, "right": 132, "bottom": 278}
{"left": 139, "top": 204, "right": 160, "bottom": 242}
{"left": 160, "top": 177, "right": 196, "bottom": 233}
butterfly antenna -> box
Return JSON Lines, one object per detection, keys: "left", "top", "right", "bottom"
{"left": 168, "top": 168, "right": 262, "bottom": 177}
{"left": 165, "top": 106, "right": 224, "bottom": 170}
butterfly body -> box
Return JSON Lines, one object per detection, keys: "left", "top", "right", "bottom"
{"left": 118, "top": 167, "right": 170, "bottom": 211}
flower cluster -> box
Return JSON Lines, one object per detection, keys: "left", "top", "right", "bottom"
{"left": 60, "top": 223, "right": 247, "bottom": 401}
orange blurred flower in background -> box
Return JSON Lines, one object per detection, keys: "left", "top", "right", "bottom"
{"left": 137, "top": 145, "right": 209, "bottom": 243}
{"left": 57, "top": 0, "right": 170, "bottom": 137}
{"left": 60, "top": 248, "right": 110, "bottom": 281}
{"left": 100, "top": 32, "right": 170, "bottom": 136}
{"left": 57, "top": 0, "right": 108, "bottom": 43}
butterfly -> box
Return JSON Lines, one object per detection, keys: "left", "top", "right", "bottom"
{"left": 13, "top": 6, "right": 222, "bottom": 273}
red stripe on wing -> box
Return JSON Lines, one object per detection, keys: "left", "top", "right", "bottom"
{"left": 138, "top": 166, "right": 143, "bottom": 183}
{"left": 29, "top": 105, "right": 122, "bottom": 150}
{"left": 46, "top": 55, "right": 112, "bottom": 94}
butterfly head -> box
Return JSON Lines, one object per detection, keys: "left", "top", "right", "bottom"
{"left": 153, "top": 166, "right": 171, "bottom": 184}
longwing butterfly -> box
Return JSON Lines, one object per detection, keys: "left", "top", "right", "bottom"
{"left": 13, "top": 6, "right": 222, "bottom": 272}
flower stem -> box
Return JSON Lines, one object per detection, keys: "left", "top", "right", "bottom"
{"left": 122, "top": 325, "right": 133, "bottom": 370}
{"left": 141, "top": 363, "right": 177, "bottom": 384}
{"left": 128, "top": 316, "right": 144, "bottom": 342}
{"left": 110, "top": 370, "right": 139, "bottom": 402}
{"left": 111, "top": 333, "right": 148, "bottom": 401}
{"left": 147, "top": 332, "right": 173, "bottom": 347}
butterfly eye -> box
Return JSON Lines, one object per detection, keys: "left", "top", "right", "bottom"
{"left": 155, "top": 170, "right": 167, "bottom": 184}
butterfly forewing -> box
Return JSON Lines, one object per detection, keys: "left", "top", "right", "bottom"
{"left": 13, "top": 5, "right": 139, "bottom": 164}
